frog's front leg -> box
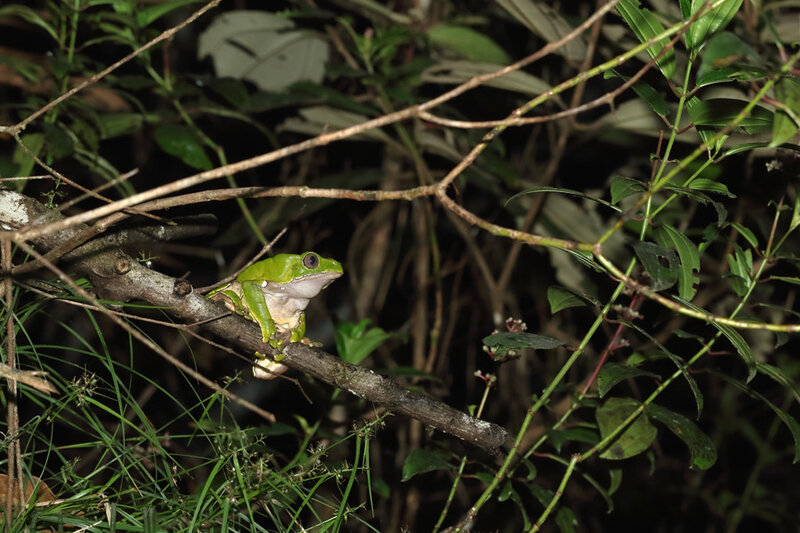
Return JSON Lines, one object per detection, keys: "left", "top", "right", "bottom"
{"left": 240, "top": 281, "right": 277, "bottom": 347}
{"left": 289, "top": 313, "right": 306, "bottom": 343}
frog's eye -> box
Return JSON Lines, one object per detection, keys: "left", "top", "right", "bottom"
{"left": 302, "top": 253, "right": 320, "bottom": 269}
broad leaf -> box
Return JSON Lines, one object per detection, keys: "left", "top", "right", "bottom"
{"left": 597, "top": 397, "right": 658, "bottom": 460}
{"left": 483, "top": 332, "right": 564, "bottom": 360}
{"left": 610, "top": 176, "right": 646, "bottom": 204}
{"left": 596, "top": 363, "right": 658, "bottom": 398}
{"left": 496, "top": 0, "right": 586, "bottom": 61}
{"left": 197, "top": 11, "right": 329, "bottom": 92}
{"left": 688, "top": 98, "right": 773, "bottom": 133}
{"left": 632, "top": 241, "right": 680, "bottom": 291}
{"left": 335, "top": 319, "right": 395, "bottom": 365}
{"left": 153, "top": 123, "right": 212, "bottom": 170}
{"left": 401, "top": 449, "right": 453, "bottom": 481}
{"left": 770, "top": 77, "right": 800, "bottom": 147}
{"left": 427, "top": 25, "right": 510, "bottom": 64}
{"left": 547, "top": 286, "right": 594, "bottom": 314}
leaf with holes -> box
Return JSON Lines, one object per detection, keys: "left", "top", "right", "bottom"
{"left": 633, "top": 241, "right": 680, "bottom": 291}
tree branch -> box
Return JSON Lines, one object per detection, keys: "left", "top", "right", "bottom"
{"left": 0, "top": 190, "right": 510, "bottom": 454}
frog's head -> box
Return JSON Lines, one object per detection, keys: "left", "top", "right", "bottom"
{"left": 264, "top": 252, "right": 343, "bottom": 298}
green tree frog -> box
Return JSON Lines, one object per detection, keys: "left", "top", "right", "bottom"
{"left": 208, "top": 252, "right": 343, "bottom": 379}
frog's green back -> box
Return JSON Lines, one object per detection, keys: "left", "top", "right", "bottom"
{"left": 237, "top": 252, "right": 342, "bottom": 284}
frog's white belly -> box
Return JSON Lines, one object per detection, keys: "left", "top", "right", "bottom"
{"left": 264, "top": 292, "right": 309, "bottom": 329}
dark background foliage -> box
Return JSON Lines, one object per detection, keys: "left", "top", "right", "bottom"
{"left": 1, "top": 0, "right": 800, "bottom": 531}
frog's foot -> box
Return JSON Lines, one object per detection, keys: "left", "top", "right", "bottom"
{"left": 252, "top": 352, "right": 288, "bottom": 380}
{"left": 299, "top": 337, "right": 322, "bottom": 348}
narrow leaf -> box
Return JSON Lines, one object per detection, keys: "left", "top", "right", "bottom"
{"left": 714, "top": 323, "right": 756, "bottom": 381}
{"left": 756, "top": 363, "right": 800, "bottom": 405}
{"left": 730, "top": 222, "right": 759, "bottom": 249}
{"left": 647, "top": 404, "right": 717, "bottom": 470}
{"left": 716, "top": 372, "right": 800, "bottom": 463}
{"left": 686, "top": 0, "right": 744, "bottom": 59}
{"left": 688, "top": 98, "right": 773, "bottom": 133}
{"left": 616, "top": 0, "right": 676, "bottom": 79}
{"left": 658, "top": 225, "right": 700, "bottom": 301}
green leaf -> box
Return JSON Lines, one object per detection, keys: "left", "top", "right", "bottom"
{"left": 42, "top": 123, "right": 75, "bottom": 160}
{"left": 496, "top": 0, "right": 586, "bottom": 61}
{"left": 688, "top": 98, "right": 773, "bottom": 133}
{"left": 696, "top": 31, "right": 762, "bottom": 85}
{"left": 597, "top": 363, "right": 659, "bottom": 398}
{"left": 97, "top": 113, "right": 145, "bottom": 139}
{"left": 507, "top": 186, "right": 620, "bottom": 212}
{"left": 657, "top": 225, "right": 700, "bottom": 301}
{"left": 197, "top": 11, "right": 329, "bottom": 92}
{"left": 427, "top": 25, "right": 510, "bottom": 64}
{"left": 548, "top": 427, "right": 599, "bottom": 452}
{"left": 632, "top": 241, "right": 680, "bottom": 291}
{"left": 605, "top": 70, "right": 669, "bottom": 116}
{"left": 627, "top": 322, "right": 704, "bottom": 417}
{"left": 547, "top": 286, "right": 591, "bottom": 314}
{"left": 555, "top": 506, "right": 578, "bottom": 533}
{"left": 12, "top": 133, "right": 44, "bottom": 178}
{"left": 153, "top": 123, "right": 212, "bottom": 170}
{"left": 688, "top": 178, "right": 735, "bottom": 197}
{"left": 0, "top": 5, "right": 58, "bottom": 40}
{"left": 686, "top": 0, "right": 744, "bottom": 59}
{"left": 756, "top": 363, "right": 800, "bottom": 405}
{"left": 401, "top": 449, "right": 453, "bottom": 481}
{"left": 770, "top": 78, "right": 800, "bottom": 147}
{"left": 716, "top": 372, "right": 800, "bottom": 463}
{"left": 136, "top": 0, "right": 204, "bottom": 28}
{"left": 715, "top": 322, "right": 756, "bottom": 381}
{"left": 421, "top": 60, "right": 550, "bottom": 95}
{"left": 647, "top": 404, "right": 717, "bottom": 470}
{"left": 597, "top": 397, "right": 658, "bottom": 460}
{"left": 730, "top": 222, "right": 759, "bottom": 249}
{"left": 770, "top": 275, "right": 800, "bottom": 287}
{"left": 610, "top": 176, "right": 646, "bottom": 204}
{"left": 335, "top": 319, "right": 394, "bottom": 365}
{"left": 616, "top": 0, "right": 676, "bottom": 79}
{"left": 482, "top": 332, "right": 565, "bottom": 360}
{"left": 792, "top": 194, "right": 800, "bottom": 232}
{"left": 506, "top": 483, "right": 532, "bottom": 530}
